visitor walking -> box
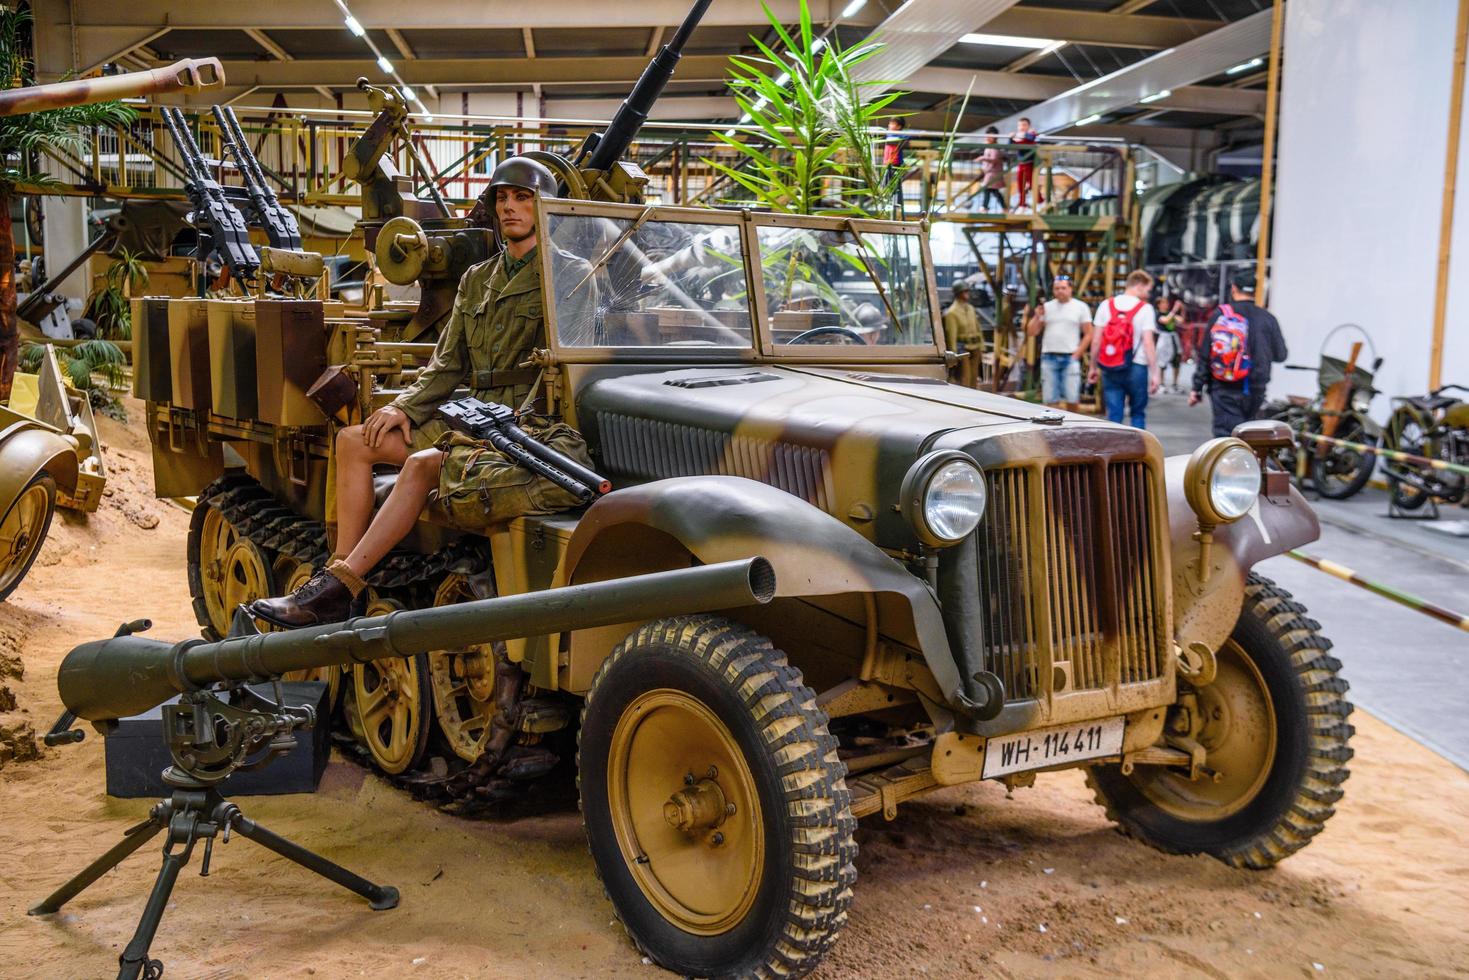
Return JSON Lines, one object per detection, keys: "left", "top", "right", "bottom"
{"left": 1088, "top": 270, "right": 1160, "bottom": 428}
{"left": 1010, "top": 118, "right": 1042, "bottom": 211}
{"left": 978, "top": 126, "right": 1006, "bottom": 212}
{"left": 1026, "top": 273, "right": 1092, "bottom": 412}
{"left": 1189, "top": 270, "right": 1289, "bottom": 437}
{"left": 1154, "top": 294, "right": 1185, "bottom": 392}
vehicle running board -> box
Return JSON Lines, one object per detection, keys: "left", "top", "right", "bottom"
{"left": 847, "top": 756, "right": 936, "bottom": 820}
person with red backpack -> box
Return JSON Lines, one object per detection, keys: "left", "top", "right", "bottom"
{"left": 1087, "top": 270, "right": 1161, "bottom": 428}
{"left": 1189, "top": 270, "right": 1289, "bottom": 437}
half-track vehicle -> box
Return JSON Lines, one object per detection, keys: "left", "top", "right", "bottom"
{"left": 124, "top": 8, "right": 1351, "bottom": 975}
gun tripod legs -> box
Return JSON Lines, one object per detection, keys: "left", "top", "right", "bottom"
{"left": 229, "top": 813, "right": 400, "bottom": 910}
{"left": 28, "top": 781, "right": 398, "bottom": 980}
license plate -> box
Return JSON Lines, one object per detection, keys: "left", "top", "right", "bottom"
{"left": 982, "top": 717, "right": 1125, "bottom": 778}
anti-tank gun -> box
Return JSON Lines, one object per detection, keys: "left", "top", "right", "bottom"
{"left": 32, "top": 559, "right": 774, "bottom": 979}
{"left": 0, "top": 57, "right": 224, "bottom": 117}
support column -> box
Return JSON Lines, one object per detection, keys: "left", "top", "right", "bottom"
{"left": 1430, "top": 0, "right": 1469, "bottom": 389}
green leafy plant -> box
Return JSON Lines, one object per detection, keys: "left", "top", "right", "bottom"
{"left": 708, "top": 0, "right": 906, "bottom": 216}
{"left": 83, "top": 247, "right": 148, "bottom": 340}
{"left": 19, "top": 337, "right": 125, "bottom": 404}
{"left": 0, "top": 8, "right": 135, "bottom": 402}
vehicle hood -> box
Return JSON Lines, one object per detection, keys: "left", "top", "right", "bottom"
{"left": 573, "top": 364, "right": 1137, "bottom": 547}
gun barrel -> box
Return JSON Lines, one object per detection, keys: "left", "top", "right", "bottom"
{"left": 57, "top": 557, "right": 776, "bottom": 723}
{"left": 582, "top": 0, "right": 713, "bottom": 173}
{"left": 502, "top": 420, "right": 612, "bottom": 495}
{"left": 0, "top": 58, "right": 225, "bottom": 117}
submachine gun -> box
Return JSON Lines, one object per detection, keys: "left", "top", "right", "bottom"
{"left": 31, "top": 558, "right": 776, "bottom": 980}
{"left": 436, "top": 396, "right": 612, "bottom": 504}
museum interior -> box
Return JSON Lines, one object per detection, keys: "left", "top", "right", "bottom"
{"left": 0, "top": 1, "right": 1465, "bottom": 977}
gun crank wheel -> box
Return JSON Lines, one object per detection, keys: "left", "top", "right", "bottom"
{"left": 349, "top": 591, "right": 432, "bottom": 775}
{"left": 275, "top": 557, "right": 343, "bottom": 709}
{"left": 427, "top": 574, "right": 501, "bottom": 763}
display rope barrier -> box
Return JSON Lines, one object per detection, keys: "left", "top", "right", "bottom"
{"left": 1287, "top": 550, "right": 1469, "bottom": 633}
{"left": 1293, "top": 430, "right": 1469, "bottom": 478}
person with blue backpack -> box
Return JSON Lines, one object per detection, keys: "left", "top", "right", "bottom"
{"left": 1188, "top": 270, "right": 1289, "bottom": 437}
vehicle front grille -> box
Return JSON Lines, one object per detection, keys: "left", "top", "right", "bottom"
{"left": 974, "top": 459, "right": 1166, "bottom": 701}
{"left": 596, "top": 412, "right": 835, "bottom": 510}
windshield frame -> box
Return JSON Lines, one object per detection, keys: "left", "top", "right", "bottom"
{"left": 536, "top": 199, "right": 944, "bottom": 364}
{"left": 538, "top": 199, "right": 760, "bottom": 363}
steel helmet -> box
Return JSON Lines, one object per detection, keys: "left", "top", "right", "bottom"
{"left": 488, "top": 156, "right": 559, "bottom": 198}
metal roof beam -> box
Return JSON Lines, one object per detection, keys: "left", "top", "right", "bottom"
{"left": 851, "top": 0, "right": 1024, "bottom": 88}
{"left": 906, "top": 66, "right": 1264, "bottom": 116}
{"left": 196, "top": 54, "right": 735, "bottom": 89}
{"left": 984, "top": 7, "right": 1223, "bottom": 49}
{"left": 988, "top": 7, "right": 1274, "bottom": 133}
{"left": 67, "top": 1, "right": 881, "bottom": 30}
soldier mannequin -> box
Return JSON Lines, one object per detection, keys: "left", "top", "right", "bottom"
{"left": 251, "top": 157, "right": 579, "bottom": 628}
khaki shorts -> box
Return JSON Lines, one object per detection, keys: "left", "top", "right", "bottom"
{"left": 427, "top": 421, "right": 593, "bottom": 531}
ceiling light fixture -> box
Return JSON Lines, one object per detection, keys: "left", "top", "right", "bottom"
{"left": 1074, "top": 113, "right": 1102, "bottom": 126}
{"left": 959, "top": 33, "right": 1060, "bottom": 49}
{"left": 343, "top": 15, "right": 365, "bottom": 37}
{"left": 840, "top": 0, "right": 868, "bottom": 18}
{"left": 1139, "top": 89, "right": 1171, "bottom": 104}
{"left": 1226, "top": 57, "right": 1264, "bottom": 75}
{"left": 376, "top": 55, "right": 393, "bottom": 74}
{"left": 400, "top": 85, "right": 416, "bottom": 101}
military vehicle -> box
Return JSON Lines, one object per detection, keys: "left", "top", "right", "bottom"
{"left": 0, "top": 345, "right": 105, "bottom": 600}
{"left": 120, "top": 5, "right": 1351, "bottom": 977}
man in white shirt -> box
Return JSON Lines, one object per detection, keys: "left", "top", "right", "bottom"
{"left": 1026, "top": 274, "right": 1092, "bottom": 412}
{"left": 1087, "top": 269, "right": 1161, "bottom": 428}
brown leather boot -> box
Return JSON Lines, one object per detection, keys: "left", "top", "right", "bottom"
{"left": 249, "top": 567, "right": 352, "bottom": 629}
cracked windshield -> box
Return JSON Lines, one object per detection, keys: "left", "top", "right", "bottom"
{"left": 547, "top": 211, "right": 754, "bottom": 348}
{"left": 756, "top": 225, "right": 935, "bottom": 347}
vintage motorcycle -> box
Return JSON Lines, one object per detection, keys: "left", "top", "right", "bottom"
{"left": 1380, "top": 383, "right": 1469, "bottom": 512}
{"left": 1260, "top": 342, "right": 1382, "bottom": 500}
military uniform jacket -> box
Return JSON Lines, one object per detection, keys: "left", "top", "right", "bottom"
{"left": 391, "top": 245, "right": 595, "bottom": 424}
{"left": 942, "top": 299, "right": 981, "bottom": 349}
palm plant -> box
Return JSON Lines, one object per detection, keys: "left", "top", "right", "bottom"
{"left": 0, "top": 8, "right": 135, "bottom": 402}
{"left": 83, "top": 248, "right": 148, "bottom": 341}
{"left": 708, "top": 0, "right": 906, "bottom": 217}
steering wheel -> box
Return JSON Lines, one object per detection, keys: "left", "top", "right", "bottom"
{"left": 785, "top": 325, "right": 866, "bottom": 345}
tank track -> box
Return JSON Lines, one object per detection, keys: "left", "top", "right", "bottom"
{"left": 196, "top": 471, "right": 480, "bottom": 594}
{"left": 191, "top": 471, "right": 572, "bottom": 812}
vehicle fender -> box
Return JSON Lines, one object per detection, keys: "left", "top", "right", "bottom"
{"left": 1165, "top": 453, "right": 1319, "bottom": 655}
{"left": 560, "top": 476, "right": 964, "bottom": 706}
{"left": 0, "top": 422, "right": 79, "bottom": 507}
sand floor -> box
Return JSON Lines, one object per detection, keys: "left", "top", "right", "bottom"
{"left": 1, "top": 401, "right": 1466, "bottom": 979}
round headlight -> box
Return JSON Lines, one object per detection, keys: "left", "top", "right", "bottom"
{"left": 901, "top": 451, "right": 987, "bottom": 546}
{"left": 1184, "top": 437, "right": 1261, "bottom": 524}
{"left": 1350, "top": 388, "right": 1373, "bottom": 413}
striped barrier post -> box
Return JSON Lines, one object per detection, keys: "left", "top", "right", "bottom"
{"left": 1294, "top": 430, "right": 1469, "bottom": 478}
{"left": 1287, "top": 550, "right": 1469, "bottom": 633}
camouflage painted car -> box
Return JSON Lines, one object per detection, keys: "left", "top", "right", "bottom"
{"left": 143, "top": 193, "right": 1352, "bottom": 978}
{"left": 0, "top": 345, "right": 106, "bottom": 601}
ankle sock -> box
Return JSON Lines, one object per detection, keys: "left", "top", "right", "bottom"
{"left": 325, "top": 559, "right": 367, "bottom": 598}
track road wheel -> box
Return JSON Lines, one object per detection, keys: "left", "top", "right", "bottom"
{"left": 220, "top": 537, "right": 275, "bottom": 617}
{"left": 0, "top": 474, "right": 56, "bottom": 602}
{"left": 188, "top": 501, "right": 241, "bottom": 640}
{"left": 275, "top": 557, "right": 342, "bottom": 710}
{"left": 427, "top": 573, "right": 501, "bottom": 762}
{"left": 348, "top": 592, "right": 432, "bottom": 775}
{"left": 1088, "top": 574, "right": 1354, "bottom": 869}
{"left": 578, "top": 617, "right": 856, "bottom": 979}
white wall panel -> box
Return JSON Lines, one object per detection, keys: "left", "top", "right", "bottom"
{"left": 1270, "top": 0, "right": 1461, "bottom": 402}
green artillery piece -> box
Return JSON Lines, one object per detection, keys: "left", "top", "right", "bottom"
{"left": 32, "top": 558, "right": 774, "bottom": 980}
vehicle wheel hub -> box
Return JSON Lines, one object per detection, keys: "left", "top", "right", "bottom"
{"left": 664, "top": 776, "right": 730, "bottom": 835}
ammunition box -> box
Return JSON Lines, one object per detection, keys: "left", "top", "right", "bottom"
{"left": 166, "top": 298, "right": 212, "bottom": 411}
{"left": 130, "top": 296, "right": 173, "bottom": 403}
{"left": 256, "top": 298, "right": 328, "bottom": 426}
{"left": 207, "top": 299, "right": 258, "bottom": 420}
